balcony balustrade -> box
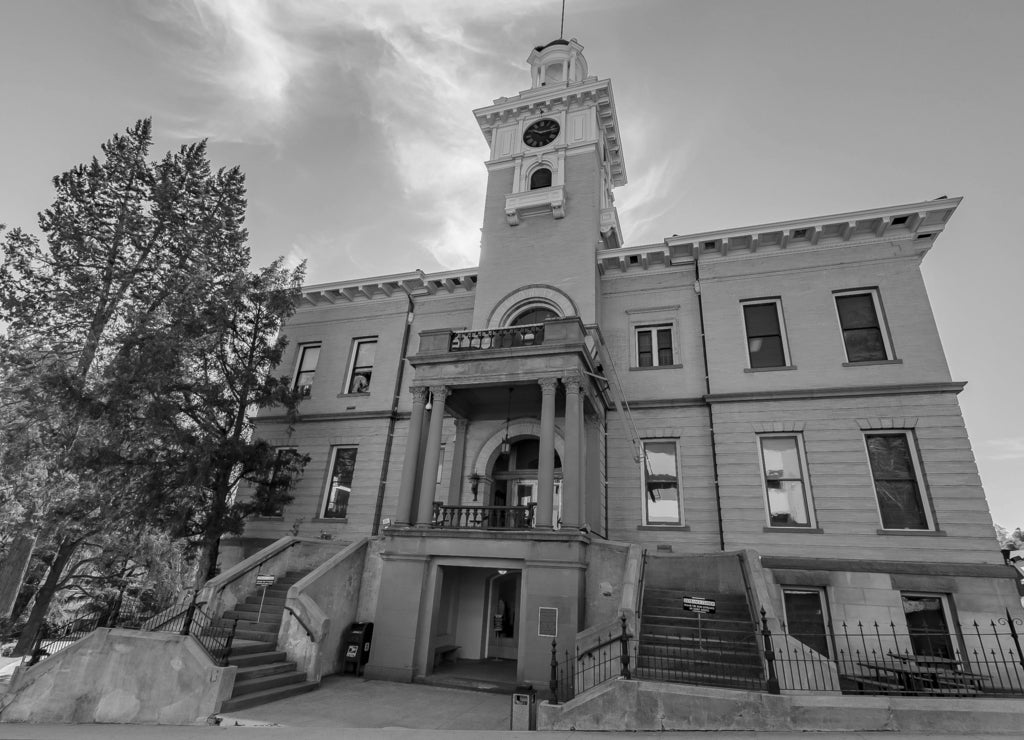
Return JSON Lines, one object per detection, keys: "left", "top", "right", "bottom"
{"left": 431, "top": 502, "right": 537, "bottom": 530}
{"left": 449, "top": 324, "right": 545, "bottom": 352}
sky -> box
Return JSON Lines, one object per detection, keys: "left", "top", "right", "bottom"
{"left": 1, "top": 0, "right": 1022, "bottom": 530}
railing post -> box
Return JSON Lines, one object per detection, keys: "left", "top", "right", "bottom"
{"left": 222, "top": 618, "right": 238, "bottom": 667}
{"left": 1006, "top": 609, "right": 1024, "bottom": 673}
{"left": 550, "top": 638, "right": 559, "bottom": 704}
{"left": 180, "top": 590, "right": 198, "bottom": 636}
{"left": 760, "top": 607, "right": 780, "bottom": 695}
{"left": 620, "top": 613, "right": 631, "bottom": 679}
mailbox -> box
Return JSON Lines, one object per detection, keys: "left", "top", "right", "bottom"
{"left": 342, "top": 621, "right": 374, "bottom": 676}
{"left": 510, "top": 683, "right": 536, "bottom": 730}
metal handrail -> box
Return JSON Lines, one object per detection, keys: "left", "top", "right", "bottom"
{"left": 283, "top": 604, "right": 317, "bottom": 643}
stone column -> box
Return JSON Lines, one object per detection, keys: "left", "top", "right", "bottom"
{"left": 536, "top": 377, "right": 559, "bottom": 529}
{"left": 395, "top": 387, "right": 429, "bottom": 526}
{"left": 447, "top": 418, "right": 469, "bottom": 504}
{"left": 562, "top": 373, "right": 583, "bottom": 530}
{"left": 416, "top": 385, "right": 450, "bottom": 526}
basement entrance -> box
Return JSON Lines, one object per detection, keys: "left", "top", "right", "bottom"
{"left": 428, "top": 565, "right": 519, "bottom": 691}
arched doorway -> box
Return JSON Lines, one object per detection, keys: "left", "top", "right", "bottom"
{"left": 490, "top": 437, "right": 562, "bottom": 528}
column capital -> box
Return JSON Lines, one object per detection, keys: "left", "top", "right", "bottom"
{"left": 562, "top": 372, "right": 584, "bottom": 394}
{"left": 410, "top": 386, "right": 429, "bottom": 404}
{"left": 429, "top": 384, "right": 451, "bottom": 400}
{"left": 538, "top": 377, "right": 559, "bottom": 394}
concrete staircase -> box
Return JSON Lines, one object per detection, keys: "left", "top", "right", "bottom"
{"left": 218, "top": 570, "right": 319, "bottom": 712}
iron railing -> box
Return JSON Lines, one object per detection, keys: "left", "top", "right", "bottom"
{"left": 770, "top": 612, "right": 1024, "bottom": 697}
{"left": 449, "top": 324, "right": 545, "bottom": 352}
{"left": 156, "top": 595, "right": 238, "bottom": 666}
{"left": 550, "top": 615, "right": 632, "bottom": 704}
{"left": 431, "top": 502, "right": 536, "bottom": 529}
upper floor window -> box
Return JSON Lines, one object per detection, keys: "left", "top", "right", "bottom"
{"left": 834, "top": 289, "right": 893, "bottom": 363}
{"left": 294, "top": 344, "right": 321, "bottom": 397}
{"left": 635, "top": 325, "right": 674, "bottom": 368}
{"left": 345, "top": 338, "right": 377, "bottom": 394}
{"left": 530, "top": 167, "right": 552, "bottom": 190}
{"left": 742, "top": 299, "right": 790, "bottom": 369}
{"left": 642, "top": 440, "right": 682, "bottom": 525}
{"left": 865, "top": 432, "right": 933, "bottom": 530}
{"left": 322, "top": 446, "right": 357, "bottom": 519}
{"left": 758, "top": 434, "right": 814, "bottom": 528}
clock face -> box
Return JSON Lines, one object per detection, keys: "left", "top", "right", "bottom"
{"left": 523, "top": 118, "right": 560, "bottom": 148}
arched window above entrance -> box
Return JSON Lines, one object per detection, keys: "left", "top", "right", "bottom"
{"left": 493, "top": 438, "right": 562, "bottom": 472}
{"left": 529, "top": 167, "right": 552, "bottom": 190}
{"left": 510, "top": 306, "right": 558, "bottom": 326}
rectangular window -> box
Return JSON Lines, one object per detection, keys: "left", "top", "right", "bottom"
{"left": 742, "top": 300, "right": 789, "bottom": 368}
{"left": 901, "top": 593, "right": 955, "bottom": 659}
{"left": 782, "top": 588, "right": 830, "bottom": 657}
{"left": 758, "top": 435, "right": 813, "bottom": 527}
{"left": 642, "top": 440, "right": 681, "bottom": 525}
{"left": 835, "top": 289, "right": 892, "bottom": 362}
{"left": 635, "top": 325, "right": 674, "bottom": 367}
{"left": 865, "top": 432, "right": 932, "bottom": 530}
{"left": 294, "top": 344, "right": 321, "bottom": 397}
{"left": 345, "top": 338, "right": 377, "bottom": 394}
{"left": 322, "top": 446, "right": 357, "bottom": 519}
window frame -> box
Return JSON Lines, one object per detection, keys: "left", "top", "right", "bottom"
{"left": 757, "top": 433, "right": 816, "bottom": 529}
{"left": 293, "top": 343, "right": 322, "bottom": 397}
{"left": 641, "top": 439, "right": 683, "bottom": 526}
{"left": 321, "top": 445, "right": 358, "bottom": 520}
{"left": 899, "top": 591, "right": 958, "bottom": 660}
{"left": 833, "top": 288, "right": 894, "bottom": 363}
{"left": 343, "top": 337, "right": 377, "bottom": 395}
{"left": 781, "top": 587, "right": 832, "bottom": 658}
{"left": 634, "top": 324, "right": 676, "bottom": 369}
{"left": 863, "top": 431, "right": 935, "bottom": 531}
{"left": 740, "top": 298, "right": 791, "bottom": 369}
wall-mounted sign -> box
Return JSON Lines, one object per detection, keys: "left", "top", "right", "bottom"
{"left": 682, "top": 596, "right": 716, "bottom": 614}
{"left": 255, "top": 574, "right": 276, "bottom": 588}
{"left": 538, "top": 607, "right": 558, "bottom": 637}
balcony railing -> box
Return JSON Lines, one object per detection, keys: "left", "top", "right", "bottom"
{"left": 431, "top": 502, "right": 536, "bottom": 530}
{"left": 449, "top": 324, "right": 545, "bottom": 352}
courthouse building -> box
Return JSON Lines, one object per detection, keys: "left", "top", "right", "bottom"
{"left": 241, "top": 38, "right": 1018, "bottom": 690}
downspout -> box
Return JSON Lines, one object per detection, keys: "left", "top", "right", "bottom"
{"left": 694, "top": 251, "right": 726, "bottom": 552}
{"left": 371, "top": 290, "right": 415, "bottom": 535}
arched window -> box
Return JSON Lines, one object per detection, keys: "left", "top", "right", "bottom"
{"left": 510, "top": 307, "right": 558, "bottom": 326}
{"left": 530, "top": 168, "right": 552, "bottom": 190}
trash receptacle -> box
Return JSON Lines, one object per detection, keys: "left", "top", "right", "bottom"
{"left": 342, "top": 621, "right": 374, "bottom": 676}
{"left": 510, "top": 683, "right": 536, "bottom": 730}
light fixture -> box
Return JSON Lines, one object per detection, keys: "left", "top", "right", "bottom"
{"left": 469, "top": 472, "right": 481, "bottom": 502}
{"left": 500, "top": 387, "right": 513, "bottom": 457}
{"left": 497, "top": 569, "right": 508, "bottom": 576}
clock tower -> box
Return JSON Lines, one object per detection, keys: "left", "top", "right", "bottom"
{"left": 470, "top": 38, "right": 627, "bottom": 329}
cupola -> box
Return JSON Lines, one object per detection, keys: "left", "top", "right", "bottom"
{"left": 527, "top": 38, "right": 588, "bottom": 89}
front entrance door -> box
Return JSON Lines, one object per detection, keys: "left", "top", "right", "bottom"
{"left": 487, "top": 571, "right": 520, "bottom": 660}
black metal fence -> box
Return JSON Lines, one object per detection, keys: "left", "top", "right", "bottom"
{"left": 550, "top": 615, "right": 633, "bottom": 703}
{"left": 22, "top": 592, "right": 238, "bottom": 668}
{"left": 772, "top": 612, "right": 1024, "bottom": 697}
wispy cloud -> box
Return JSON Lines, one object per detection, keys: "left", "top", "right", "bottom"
{"left": 152, "top": 0, "right": 552, "bottom": 266}
{"left": 981, "top": 438, "right": 1024, "bottom": 460}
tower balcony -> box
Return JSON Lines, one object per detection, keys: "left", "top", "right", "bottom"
{"left": 505, "top": 185, "right": 565, "bottom": 225}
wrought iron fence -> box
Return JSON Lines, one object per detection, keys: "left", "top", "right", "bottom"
{"left": 149, "top": 596, "right": 238, "bottom": 666}
{"left": 449, "top": 324, "right": 545, "bottom": 351}
{"left": 550, "top": 615, "right": 632, "bottom": 704}
{"left": 431, "top": 502, "right": 536, "bottom": 529}
{"left": 771, "top": 612, "right": 1024, "bottom": 697}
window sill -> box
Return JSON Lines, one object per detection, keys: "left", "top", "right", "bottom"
{"left": 637, "top": 525, "right": 689, "bottom": 531}
{"left": 876, "top": 528, "right": 946, "bottom": 536}
{"left": 843, "top": 359, "right": 903, "bottom": 367}
{"left": 251, "top": 515, "right": 285, "bottom": 521}
{"left": 337, "top": 392, "right": 370, "bottom": 398}
{"left": 630, "top": 364, "right": 683, "bottom": 372}
{"left": 744, "top": 365, "right": 797, "bottom": 373}
{"left": 763, "top": 526, "right": 823, "bottom": 534}
{"left": 312, "top": 517, "right": 349, "bottom": 524}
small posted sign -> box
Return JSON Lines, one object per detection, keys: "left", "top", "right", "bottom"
{"left": 538, "top": 607, "right": 558, "bottom": 637}
{"left": 255, "top": 574, "right": 276, "bottom": 588}
{"left": 682, "top": 596, "right": 716, "bottom": 615}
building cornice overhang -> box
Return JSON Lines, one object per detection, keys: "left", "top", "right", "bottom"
{"left": 297, "top": 267, "right": 478, "bottom": 307}
{"left": 473, "top": 77, "right": 626, "bottom": 187}
{"left": 596, "top": 197, "right": 962, "bottom": 275}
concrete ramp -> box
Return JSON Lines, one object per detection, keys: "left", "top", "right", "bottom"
{"left": 537, "top": 677, "right": 1024, "bottom": 733}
